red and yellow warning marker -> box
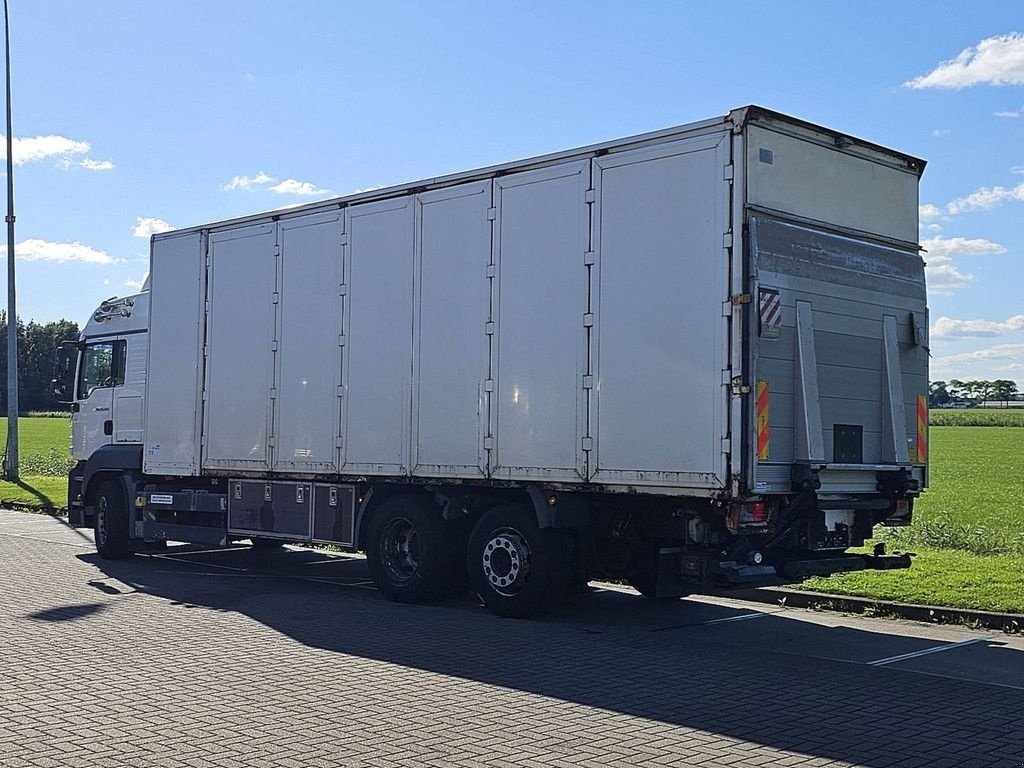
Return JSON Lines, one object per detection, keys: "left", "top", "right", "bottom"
{"left": 756, "top": 379, "right": 770, "bottom": 460}
{"left": 916, "top": 394, "right": 928, "bottom": 464}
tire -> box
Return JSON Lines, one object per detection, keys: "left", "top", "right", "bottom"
{"left": 250, "top": 537, "right": 285, "bottom": 551}
{"left": 94, "top": 479, "right": 132, "bottom": 560}
{"left": 467, "top": 504, "right": 560, "bottom": 618}
{"left": 365, "top": 495, "right": 454, "bottom": 604}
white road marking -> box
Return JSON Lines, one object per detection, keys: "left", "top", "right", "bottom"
{"left": 700, "top": 612, "right": 769, "bottom": 625}
{"left": 867, "top": 637, "right": 984, "bottom": 666}
{"left": 143, "top": 552, "right": 248, "bottom": 572}
{"left": 0, "top": 531, "right": 92, "bottom": 548}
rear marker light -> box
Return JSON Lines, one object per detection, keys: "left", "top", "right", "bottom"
{"left": 740, "top": 501, "right": 768, "bottom": 524}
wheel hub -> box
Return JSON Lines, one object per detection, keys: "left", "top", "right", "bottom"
{"left": 380, "top": 517, "right": 419, "bottom": 584}
{"left": 481, "top": 529, "right": 531, "bottom": 595}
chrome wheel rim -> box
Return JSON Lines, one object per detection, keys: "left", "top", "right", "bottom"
{"left": 481, "top": 527, "right": 531, "bottom": 596}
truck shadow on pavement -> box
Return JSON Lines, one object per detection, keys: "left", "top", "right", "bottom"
{"left": 77, "top": 546, "right": 1024, "bottom": 768}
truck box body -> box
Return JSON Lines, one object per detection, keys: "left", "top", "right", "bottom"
{"left": 62, "top": 106, "right": 926, "bottom": 614}
{"left": 142, "top": 107, "right": 927, "bottom": 502}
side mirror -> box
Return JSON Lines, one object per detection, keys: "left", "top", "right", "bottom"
{"left": 52, "top": 340, "right": 79, "bottom": 405}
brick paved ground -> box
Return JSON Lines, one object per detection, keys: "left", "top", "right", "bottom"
{"left": 1, "top": 510, "right": 1022, "bottom": 768}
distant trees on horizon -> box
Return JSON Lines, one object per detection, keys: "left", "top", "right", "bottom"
{"left": 0, "top": 313, "right": 80, "bottom": 415}
{"left": 930, "top": 379, "right": 1021, "bottom": 407}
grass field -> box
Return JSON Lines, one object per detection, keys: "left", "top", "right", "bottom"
{"left": 0, "top": 414, "right": 1021, "bottom": 613}
{"left": 0, "top": 416, "right": 71, "bottom": 508}
{"left": 929, "top": 409, "right": 1024, "bottom": 427}
{"left": 801, "top": 424, "right": 1024, "bottom": 612}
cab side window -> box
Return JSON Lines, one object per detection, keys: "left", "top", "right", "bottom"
{"left": 77, "top": 340, "right": 126, "bottom": 398}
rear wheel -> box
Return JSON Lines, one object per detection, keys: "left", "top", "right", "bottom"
{"left": 94, "top": 479, "right": 131, "bottom": 560}
{"left": 467, "top": 505, "right": 561, "bottom": 618}
{"left": 366, "top": 495, "right": 454, "bottom": 604}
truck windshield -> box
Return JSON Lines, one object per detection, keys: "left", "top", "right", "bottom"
{"left": 77, "top": 340, "right": 126, "bottom": 398}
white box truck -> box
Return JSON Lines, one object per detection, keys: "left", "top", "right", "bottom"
{"left": 55, "top": 106, "right": 928, "bottom": 616}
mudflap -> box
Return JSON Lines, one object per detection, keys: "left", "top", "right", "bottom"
{"left": 67, "top": 463, "right": 87, "bottom": 527}
{"left": 651, "top": 546, "right": 700, "bottom": 598}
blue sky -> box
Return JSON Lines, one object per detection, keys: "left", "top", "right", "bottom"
{"left": 6, "top": 2, "right": 1024, "bottom": 385}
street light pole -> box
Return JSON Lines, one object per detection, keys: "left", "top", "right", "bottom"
{"left": 3, "top": 0, "right": 17, "bottom": 481}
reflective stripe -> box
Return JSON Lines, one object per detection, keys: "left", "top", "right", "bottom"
{"left": 756, "top": 379, "right": 770, "bottom": 460}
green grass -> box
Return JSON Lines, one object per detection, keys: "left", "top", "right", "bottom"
{"left": 801, "top": 549, "right": 1024, "bottom": 614}
{"left": 0, "top": 417, "right": 73, "bottom": 508}
{"left": 929, "top": 409, "right": 1024, "bottom": 427}
{"left": 0, "top": 475, "right": 66, "bottom": 509}
{"left": 0, "top": 416, "right": 72, "bottom": 458}
{"left": 898, "top": 426, "right": 1024, "bottom": 551}
{"left": 799, "top": 425, "right": 1024, "bottom": 613}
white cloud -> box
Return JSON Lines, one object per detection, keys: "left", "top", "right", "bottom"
{"left": 80, "top": 158, "right": 114, "bottom": 171}
{"left": 15, "top": 238, "right": 117, "bottom": 265}
{"left": 904, "top": 33, "right": 1024, "bottom": 89}
{"left": 1012, "top": 165, "right": 1024, "bottom": 175}
{"left": 944, "top": 182, "right": 1024, "bottom": 214}
{"left": 268, "top": 178, "right": 331, "bottom": 196}
{"left": 994, "top": 109, "right": 1021, "bottom": 118}
{"left": 1, "top": 134, "right": 91, "bottom": 166}
{"left": 931, "top": 128, "right": 951, "bottom": 137}
{"left": 925, "top": 223, "right": 943, "bottom": 233}
{"left": 931, "top": 314, "right": 1024, "bottom": 338}
{"left": 925, "top": 262, "right": 973, "bottom": 295}
{"left": 919, "top": 236, "right": 1007, "bottom": 296}
{"left": 219, "top": 171, "right": 331, "bottom": 197}
{"left": 919, "top": 203, "right": 943, "bottom": 220}
{"left": 220, "top": 171, "right": 276, "bottom": 191}
{"left": 934, "top": 343, "right": 1024, "bottom": 366}
{"left": 124, "top": 272, "right": 148, "bottom": 291}
{"left": 920, "top": 236, "right": 1007, "bottom": 259}
{"left": 132, "top": 217, "right": 174, "bottom": 238}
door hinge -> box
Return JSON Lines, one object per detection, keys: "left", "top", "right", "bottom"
{"left": 582, "top": 437, "right": 593, "bottom": 451}
{"left": 721, "top": 437, "right": 732, "bottom": 453}
{"left": 731, "top": 376, "right": 751, "bottom": 395}
{"left": 723, "top": 232, "right": 734, "bottom": 249}
{"left": 731, "top": 293, "right": 752, "bottom": 305}
{"left": 723, "top": 165, "right": 734, "bottom": 181}
{"left": 486, "top": 207, "right": 497, "bottom": 221}
{"left": 584, "top": 189, "right": 596, "bottom": 204}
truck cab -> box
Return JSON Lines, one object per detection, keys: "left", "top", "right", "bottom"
{"left": 57, "top": 290, "right": 149, "bottom": 525}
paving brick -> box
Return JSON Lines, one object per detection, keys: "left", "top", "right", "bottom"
{"left": 1, "top": 510, "right": 1023, "bottom": 768}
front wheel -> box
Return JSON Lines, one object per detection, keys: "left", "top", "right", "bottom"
{"left": 467, "top": 505, "right": 561, "bottom": 618}
{"left": 94, "top": 479, "right": 132, "bottom": 560}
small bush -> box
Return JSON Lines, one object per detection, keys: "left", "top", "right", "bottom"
{"left": 18, "top": 447, "right": 74, "bottom": 477}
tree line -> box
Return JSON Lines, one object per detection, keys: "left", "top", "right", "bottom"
{"left": 0, "top": 313, "right": 80, "bottom": 415}
{"left": 929, "top": 379, "right": 1020, "bottom": 407}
